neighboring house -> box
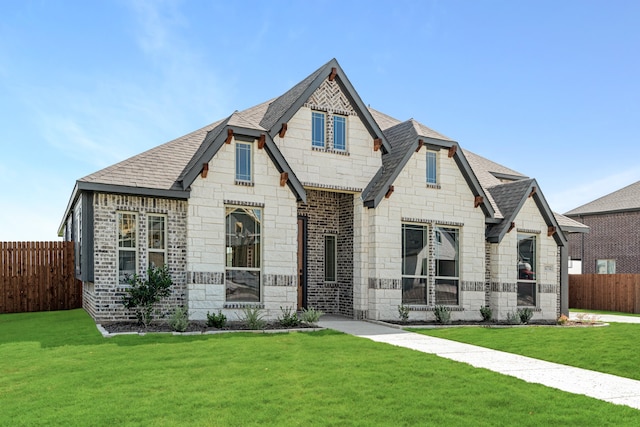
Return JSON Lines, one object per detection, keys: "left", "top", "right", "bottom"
{"left": 566, "top": 181, "right": 640, "bottom": 274}
{"left": 59, "top": 58, "right": 586, "bottom": 323}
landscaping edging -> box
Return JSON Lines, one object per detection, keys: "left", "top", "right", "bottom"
{"left": 95, "top": 323, "right": 324, "bottom": 338}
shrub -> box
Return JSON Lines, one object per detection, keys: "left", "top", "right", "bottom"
{"left": 121, "top": 265, "right": 173, "bottom": 329}
{"left": 480, "top": 306, "right": 493, "bottom": 322}
{"left": 169, "top": 306, "right": 189, "bottom": 332}
{"left": 433, "top": 306, "right": 451, "bottom": 324}
{"left": 518, "top": 308, "right": 534, "bottom": 324}
{"left": 239, "top": 307, "right": 266, "bottom": 330}
{"left": 278, "top": 306, "right": 300, "bottom": 328}
{"left": 398, "top": 305, "right": 410, "bottom": 322}
{"left": 557, "top": 314, "right": 569, "bottom": 325}
{"left": 206, "top": 310, "right": 227, "bottom": 328}
{"left": 506, "top": 310, "right": 521, "bottom": 325}
{"left": 300, "top": 307, "right": 324, "bottom": 325}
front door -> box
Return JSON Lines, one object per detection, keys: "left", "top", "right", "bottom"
{"left": 297, "top": 217, "right": 307, "bottom": 309}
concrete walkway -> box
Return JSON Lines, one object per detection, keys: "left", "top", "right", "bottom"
{"left": 317, "top": 316, "right": 640, "bottom": 410}
{"left": 569, "top": 311, "right": 640, "bottom": 324}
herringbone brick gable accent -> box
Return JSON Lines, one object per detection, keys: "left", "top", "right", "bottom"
{"left": 305, "top": 79, "right": 356, "bottom": 116}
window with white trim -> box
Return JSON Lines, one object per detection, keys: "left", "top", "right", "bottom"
{"left": 596, "top": 259, "right": 616, "bottom": 274}
{"left": 517, "top": 233, "right": 537, "bottom": 306}
{"left": 148, "top": 214, "right": 166, "bottom": 268}
{"left": 426, "top": 150, "right": 437, "bottom": 184}
{"left": 118, "top": 212, "right": 137, "bottom": 284}
{"left": 402, "top": 224, "right": 429, "bottom": 304}
{"left": 225, "top": 206, "right": 261, "bottom": 302}
{"left": 235, "top": 142, "right": 252, "bottom": 183}
{"left": 324, "top": 235, "right": 337, "bottom": 282}
{"left": 434, "top": 226, "right": 459, "bottom": 305}
{"left": 312, "top": 111, "right": 326, "bottom": 148}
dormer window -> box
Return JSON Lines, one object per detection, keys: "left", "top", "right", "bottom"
{"left": 235, "top": 141, "right": 252, "bottom": 184}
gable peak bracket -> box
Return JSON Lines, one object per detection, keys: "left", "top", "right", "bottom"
{"left": 225, "top": 128, "right": 233, "bottom": 144}
{"left": 448, "top": 145, "right": 457, "bottom": 158}
{"left": 416, "top": 139, "right": 424, "bottom": 153}
{"left": 279, "top": 123, "right": 288, "bottom": 138}
{"left": 373, "top": 138, "right": 382, "bottom": 152}
{"left": 258, "top": 134, "right": 266, "bottom": 149}
{"left": 385, "top": 185, "right": 394, "bottom": 199}
{"left": 329, "top": 67, "right": 337, "bottom": 81}
{"left": 280, "top": 172, "right": 289, "bottom": 187}
{"left": 508, "top": 222, "right": 516, "bottom": 233}
{"left": 548, "top": 226, "right": 557, "bottom": 237}
{"left": 474, "top": 195, "right": 483, "bottom": 208}
{"left": 201, "top": 163, "right": 209, "bottom": 178}
{"left": 529, "top": 187, "right": 537, "bottom": 198}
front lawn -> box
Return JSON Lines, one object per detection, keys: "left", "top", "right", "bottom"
{"left": 413, "top": 323, "right": 640, "bottom": 381}
{"left": 1, "top": 310, "right": 637, "bottom": 426}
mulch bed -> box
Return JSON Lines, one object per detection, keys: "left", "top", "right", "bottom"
{"left": 100, "top": 321, "right": 317, "bottom": 334}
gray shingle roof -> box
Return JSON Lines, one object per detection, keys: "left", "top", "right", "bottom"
{"left": 565, "top": 180, "right": 640, "bottom": 216}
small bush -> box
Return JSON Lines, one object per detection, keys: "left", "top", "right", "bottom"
{"left": 506, "top": 310, "right": 521, "bottom": 325}
{"left": 480, "top": 306, "right": 493, "bottom": 322}
{"left": 239, "top": 307, "right": 266, "bottom": 330}
{"left": 300, "top": 307, "right": 324, "bottom": 325}
{"left": 169, "top": 306, "right": 189, "bottom": 332}
{"left": 557, "top": 314, "right": 569, "bottom": 325}
{"left": 278, "top": 306, "right": 300, "bottom": 328}
{"left": 121, "top": 265, "right": 173, "bottom": 328}
{"left": 433, "top": 306, "right": 451, "bottom": 324}
{"left": 518, "top": 308, "right": 534, "bottom": 324}
{"left": 398, "top": 305, "right": 410, "bottom": 322}
{"left": 206, "top": 310, "right": 227, "bottom": 328}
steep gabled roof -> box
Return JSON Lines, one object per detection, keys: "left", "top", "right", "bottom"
{"left": 486, "top": 178, "right": 567, "bottom": 245}
{"left": 259, "top": 58, "right": 391, "bottom": 153}
{"left": 362, "top": 118, "right": 494, "bottom": 217}
{"left": 565, "top": 180, "right": 640, "bottom": 216}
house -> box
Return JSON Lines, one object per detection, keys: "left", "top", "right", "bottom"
{"left": 59, "top": 58, "right": 586, "bottom": 323}
{"left": 565, "top": 181, "right": 640, "bottom": 274}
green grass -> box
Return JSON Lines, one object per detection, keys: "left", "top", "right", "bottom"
{"left": 413, "top": 323, "right": 640, "bottom": 381}
{"left": 570, "top": 308, "right": 640, "bottom": 317}
{"left": 1, "top": 310, "right": 638, "bottom": 426}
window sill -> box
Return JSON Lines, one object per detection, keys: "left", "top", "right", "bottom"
{"left": 224, "top": 302, "right": 264, "bottom": 309}
{"left": 235, "top": 180, "right": 254, "bottom": 187}
{"left": 312, "top": 146, "right": 350, "bottom": 156}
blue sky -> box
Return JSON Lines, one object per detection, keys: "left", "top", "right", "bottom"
{"left": 1, "top": 0, "right": 639, "bottom": 240}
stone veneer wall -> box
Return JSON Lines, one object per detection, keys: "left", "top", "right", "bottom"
{"left": 297, "top": 189, "right": 354, "bottom": 316}
{"left": 87, "top": 193, "right": 187, "bottom": 322}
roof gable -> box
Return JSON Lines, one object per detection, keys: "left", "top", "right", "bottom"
{"left": 362, "top": 118, "right": 494, "bottom": 218}
{"left": 486, "top": 179, "right": 567, "bottom": 245}
{"left": 259, "top": 58, "right": 391, "bottom": 153}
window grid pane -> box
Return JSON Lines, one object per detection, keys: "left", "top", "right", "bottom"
{"left": 517, "top": 234, "right": 537, "bottom": 306}
{"left": 402, "top": 224, "right": 429, "bottom": 304}
{"left": 235, "top": 143, "right": 252, "bottom": 181}
{"left": 434, "top": 227, "right": 459, "bottom": 305}
{"left": 312, "top": 112, "right": 325, "bottom": 147}
{"left": 426, "top": 151, "right": 437, "bottom": 184}
{"left": 148, "top": 215, "right": 166, "bottom": 268}
{"left": 226, "top": 207, "right": 262, "bottom": 302}
{"left": 333, "top": 115, "right": 346, "bottom": 151}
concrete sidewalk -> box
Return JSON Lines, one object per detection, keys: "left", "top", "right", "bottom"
{"left": 318, "top": 316, "right": 640, "bottom": 410}
{"left": 569, "top": 311, "right": 640, "bottom": 324}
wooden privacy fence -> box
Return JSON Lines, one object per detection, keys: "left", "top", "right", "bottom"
{"left": 569, "top": 274, "right": 640, "bottom": 314}
{"left": 0, "top": 241, "right": 81, "bottom": 314}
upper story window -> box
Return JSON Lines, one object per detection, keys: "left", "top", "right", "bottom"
{"left": 333, "top": 115, "right": 346, "bottom": 151}
{"left": 148, "top": 214, "right": 166, "bottom": 268}
{"left": 312, "top": 111, "right": 326, "bottom": 148}
{"left": 235, "top": 142, "right": 252, "bottom": 183}
{"left": 118, "top": 212, "right": 137, "bottom": 284}
{"left": 426, "top": 150, "right": 437, "bottom": 184}
{"left": 517, "top": 233, "right": 537, "bottom": 306}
